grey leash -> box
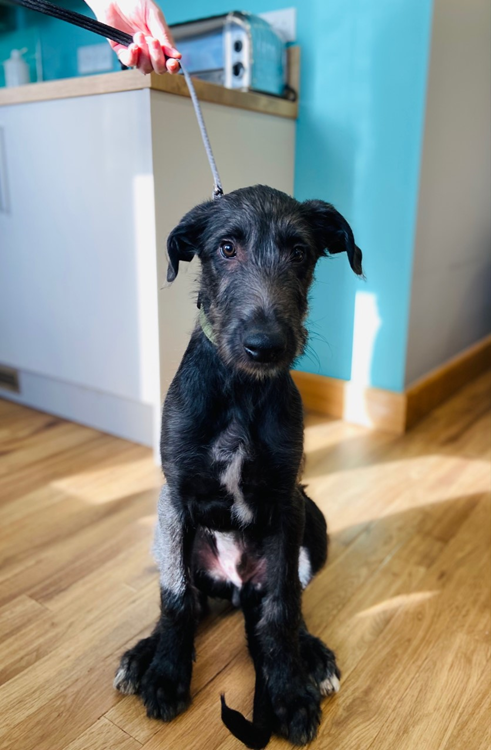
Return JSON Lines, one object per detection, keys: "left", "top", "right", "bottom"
{"left": 179, "top": 63, "right": 224, "bottom": 200}
{"left": 8, "top": 0, "right": 224, "bottom": 200}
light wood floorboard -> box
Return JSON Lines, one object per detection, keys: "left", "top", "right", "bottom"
{"left": 0, "top": 372, "right": 489, "bottom": 750}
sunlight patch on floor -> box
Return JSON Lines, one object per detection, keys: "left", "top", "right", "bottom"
{"left": 355, "top": 591, "right": 439, "bottom": 619}
{"left": 136, "top": 514, "right": 157, "bottom": 528}
{"left": 304, "top": 418, "right": 369, "bottom": 448}
{"left": 51, "top": 457, "right": 161, "bottom": 504}
{"left": 306, "top": 455, "right": 490, "bottom": 531}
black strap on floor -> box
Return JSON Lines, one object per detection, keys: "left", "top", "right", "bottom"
{"left": 9, "top": 0, "right": 224, "bottom": 198}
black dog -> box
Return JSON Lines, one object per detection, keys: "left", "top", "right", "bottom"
{"left": 114, "top": 185, "right": 362, "bottom": 748}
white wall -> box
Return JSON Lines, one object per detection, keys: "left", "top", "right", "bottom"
{"left": 405, "top": 0, "right": 491, "bottom": 385}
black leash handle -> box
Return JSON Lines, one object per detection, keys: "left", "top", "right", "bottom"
{"left": 10, "top": 0, "right": 133, "bottom": 47}
{"left": 8, "top": 0, "right": 224, "bottom": 198}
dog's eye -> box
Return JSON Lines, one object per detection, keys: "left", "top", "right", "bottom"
{"left": 290, "top": 247, "right": 306, "bottom": 264}
{"left": 219, "top": 241, "right": 237, "bottom": 259}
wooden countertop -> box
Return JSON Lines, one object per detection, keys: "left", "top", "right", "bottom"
{"left": 0, "top": 69, "right": 298, "bottom": 119}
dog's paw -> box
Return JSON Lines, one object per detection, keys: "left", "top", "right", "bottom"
{"left": 300, "top": 631, "right": 341, "bottom": 696}
{"left": 114, "top": 634, "right": 159, "bottom": 695}
{"left": 139, "top": 664, "right": 191, "bottom": 722}
{"left": 271, "top": 677, "right": 322, "bottom": 745}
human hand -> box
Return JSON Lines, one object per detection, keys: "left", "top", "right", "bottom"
{"left": 87, "top": 0, "right": 181, "bottom": 74}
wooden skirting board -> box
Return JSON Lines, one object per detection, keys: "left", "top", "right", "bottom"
{"left": 405, "top": 334, "right": 491, "bottom": 430}
{"left": 291, "top": 371, "right": 408, "bottom": 434}
{"left": 292, "top": 334, "right": 491, "bottom": 434}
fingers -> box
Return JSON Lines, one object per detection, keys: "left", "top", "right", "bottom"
{"left": 97, "top": 1, "right": 180, "bottom": 75}
{"left": 163, "top": 45, "right": 181, "bottom": 75}
{"left": 133, "top": 32, "right": 153, "bottom": 74}
{"left": 162, "top": 44, "right": 181, "bottom": 60}
{"left": 149, "top": 40, "right": 181, "bottom": 75}
{"left": 110, "top": 38, "right": 181, "bottom": 76}
{"left": 116, "top": 42, "right": 139, "bottom": 69}
{"left": 129, "top": 33, "right": 180, "bottom": 75}
{"left": 166, "top": 58, "right": 180, "bottom": 74}
{"left": 146, "top": 37, "right": 181, "bottom": 75}
{"left": 148, "top": 38, "right": 168, "bottom": 75}
{"left": 147, "top": 5, "right": 181, "bottom": 74}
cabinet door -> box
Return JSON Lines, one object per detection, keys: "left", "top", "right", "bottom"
{"left": 0, "top": 90, "right": 158, "bottom": 405}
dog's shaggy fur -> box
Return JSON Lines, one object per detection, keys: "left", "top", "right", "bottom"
{"left": 114, "top": 185, "right": 362, "bottom": 747}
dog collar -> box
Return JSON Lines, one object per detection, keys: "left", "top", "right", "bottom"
{"left": 199, "top": 308, "right": 217, "bottom": 346}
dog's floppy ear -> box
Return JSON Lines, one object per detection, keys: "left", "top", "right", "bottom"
{"left": 302, "top": 199, "right": 363, "bottom": 276}
{"left": 167, "top": 201, "right": 214, "bottom": 282}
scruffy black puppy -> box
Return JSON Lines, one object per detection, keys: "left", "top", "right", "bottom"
{"left": 114, "top": 185, "right": 362, "bottom": 748}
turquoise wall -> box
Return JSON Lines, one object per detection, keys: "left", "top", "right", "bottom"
{"left": 0, "top": 0, "right": 433, "bottom": 391}
{"left": 165, "top": 0, "right": 433, "bottom": 391}
{"left": 0, "top": 1, "right": 120, "bottom": 87}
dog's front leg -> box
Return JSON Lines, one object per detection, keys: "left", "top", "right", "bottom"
{"left": 142, "top": 484, "right": 197, "bottom": 720}
{"left": 115, "top": 484, "right": 196, "bottom": 721}
{"left": 251, "top": 509, "right": 322, "bottom": 745}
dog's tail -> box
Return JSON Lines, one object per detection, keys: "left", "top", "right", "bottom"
{"left": 220, "top": 666, "right": 274, "bottom": 749}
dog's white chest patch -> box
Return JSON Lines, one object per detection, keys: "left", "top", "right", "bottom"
{"left": 196, "top": 529, "right": 267, "bottom": 596}
{"left": 212, "top": 532, "right": 243, "bottom": 588}
{"left": 212, "top": 424, "right": 254, "bottom": 525}
{"left": 220, "top": 447, "right": 254, "bottom": 525}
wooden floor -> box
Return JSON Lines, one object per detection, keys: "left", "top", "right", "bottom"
{"left": 0, "top": 373, "right": 489, "bottom": 750}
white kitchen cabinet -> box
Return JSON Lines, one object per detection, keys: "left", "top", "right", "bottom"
{"left": 0, "top": 74, "right": 296, "bottom": 450}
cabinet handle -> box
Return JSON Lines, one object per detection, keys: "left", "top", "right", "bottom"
{"left": 0, "top": 127, "right": 10, "bottom": 214}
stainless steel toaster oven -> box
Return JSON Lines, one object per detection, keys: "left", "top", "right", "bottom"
{"left": 170, "top": 12, "right": 287, "bottom": 97}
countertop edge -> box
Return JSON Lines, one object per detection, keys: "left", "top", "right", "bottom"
{"left": 0, "top": 70, "right": 298, "bottom": 119}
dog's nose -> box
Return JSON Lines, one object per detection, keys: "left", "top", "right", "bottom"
{"left": 243, "top": 331, "right": 286, "bottom": 363}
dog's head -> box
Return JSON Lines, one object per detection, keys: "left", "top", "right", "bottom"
{"left": 167, "top": 185, "right": 362, "bottom": 377}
